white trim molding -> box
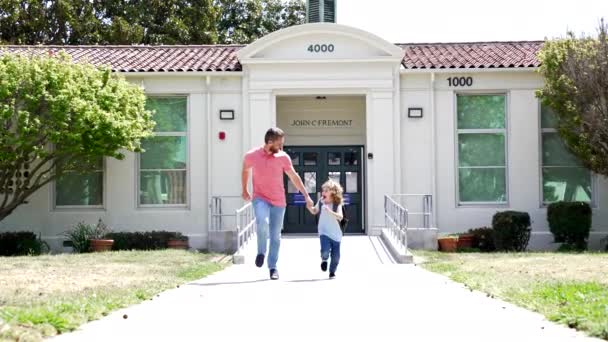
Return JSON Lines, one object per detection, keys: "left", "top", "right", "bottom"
{"left": 237, "top": 23, "right": 404, "bottom": 62}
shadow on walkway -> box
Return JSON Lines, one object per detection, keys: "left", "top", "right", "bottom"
{"left": 285, "top": 278, "right": 328, "bottom": 283}
{"left": 187, "top": 279, "right": 269, "bottom": 287}
{"left": 187, "top": 278, "right": 329, "bottom": 286}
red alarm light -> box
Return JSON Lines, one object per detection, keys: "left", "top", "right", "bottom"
{"left": 219, "top": 131, "right": 226, "bottom": 140}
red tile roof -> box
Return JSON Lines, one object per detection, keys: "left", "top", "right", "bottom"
{"left": 1, "top": 45, "right": 244, "bottom": 72}
{"left": 2, "top": 41, "right": 543, "bottom": 72}
{"left": 398, "top": 41, "right": 543, "bottom": 69}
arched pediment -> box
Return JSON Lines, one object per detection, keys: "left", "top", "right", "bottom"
{"left": 237, "top": 23, "right": 403, "bottom": 63}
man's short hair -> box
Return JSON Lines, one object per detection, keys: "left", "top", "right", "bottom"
{"left": 264, "top": 127, "right": 285, "bottom": 144}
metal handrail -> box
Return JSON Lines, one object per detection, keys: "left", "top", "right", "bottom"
{"left": 384, "top": 195, "right": 408, "bottom": 254}
{"left": 210, "top": 196, "right": 257, "bottom": 253}
{"left": 389, "top": 194, "right": 433, "bottom": 228}
{"left": 210, "top": 196, "right": 242, "bottom": 232}
{"left": 235, "top": 202, "right": 256, "bottom": 253}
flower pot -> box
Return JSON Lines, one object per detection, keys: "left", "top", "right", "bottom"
{"left": 438, "top": 237, "right": 458, "bottom": 252}
{"left": 457, "top": 234, "right": 475, "bottom": 249}
{"left": 167, "top": 239, "right": 189, "bottom": 250}
{"left": 90, "top": 239, "right": 114, "bottom": 252}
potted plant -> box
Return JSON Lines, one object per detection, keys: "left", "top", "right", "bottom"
{"left": 437, "top": 235, "right": 458, "bottom": 252}
{"left": 89, "top": 219, "right": 113, "bottom": 252}
{"left": 167, "top": 232, "right": 189, "bottom": 250}
{"left": 64, "top": 222, "right": 95, "bottom": 253}
{"left": 457, "top": 232, "right": 475, "bottom": 249}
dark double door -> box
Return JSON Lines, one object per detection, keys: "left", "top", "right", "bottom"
{"left": 283, "top": 146, "right": 364, "bottom": 234}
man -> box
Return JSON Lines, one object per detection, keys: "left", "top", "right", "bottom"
{"left": 242, "top": 127, "right": 314, "bottom": 280}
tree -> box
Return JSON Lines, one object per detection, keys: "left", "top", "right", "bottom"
{"left": 215, "top": 0, "right": 305, "bottom": 44}
{"left": 99, "top": 0, "right": 219, "bottom": 45}
{"left": 0, "top": 52, "right": 154, "bottom": 221}
{"left": 537, "top": 19, "right": 608, "bottom": 177}
{"left": 0, "top": 0, "right": 219, "bottom": 45}
{"left": 0, "top": 0, "right": 305, "bottom": 45}
{"left": 0, "top": 0, "right": 54, "bottom": 44}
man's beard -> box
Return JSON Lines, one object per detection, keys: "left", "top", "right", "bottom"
{"left": 269, "top": 146, "right": 280, "bottom": 153}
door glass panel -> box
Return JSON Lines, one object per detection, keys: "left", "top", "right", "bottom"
{"left": 328, "top": 172, "right": 341, "bottom": 185}
{"left": 344, "top": 151, "right": 358, "bottom": 166}
{"left": 328, "top": 152, "right": 341, "bottom": 165}
{"left": 288, "top": 151, "right": 300, "bottom": 166}
{"left": 304, "top": 172, "right": 316, "bottom": 193}
{"left": 346, "top": 172, "right": 358, "bottom": 193}
{"left": 303, "top": 152, "right": 318, "bottom": 166}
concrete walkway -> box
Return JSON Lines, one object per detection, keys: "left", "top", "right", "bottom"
{"left": 52, "top": 236, "right": 601, "bottom": 342}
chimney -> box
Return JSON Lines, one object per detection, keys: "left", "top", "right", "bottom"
{"left": 306, "top": 0, "right": 336, "bottom": 23}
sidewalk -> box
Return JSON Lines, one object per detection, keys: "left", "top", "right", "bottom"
{"left": 52, "top": 236, "right": 602, "bottom": 342}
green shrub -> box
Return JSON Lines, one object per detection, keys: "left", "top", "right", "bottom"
{"left": 557, "top": 243, "right": 582, "bottom": 253}
{"left": 63, "top": 219, "right": 113, "bottom": 253}
{"left": 171, "top": 232, "right": 188, "bottom": 241}
{"left": 492, "top": 211, "right": 531, "bottom": 252}
{"left": 547, "top": 201, "right": 592, "bottom": 251}
{"left": 0, "top": 231, "right": 48, "bottom": 256}
{"left": 105, "top": 231, "right": 186, "bottom": 251}
{"left": 600, "top": 236, "right": 607, "bottom": 252}
{"left": 63, "top": 222, "right": 95, "bottom": 253}
{"left": 467, "top": 227, "right": 496, "bottom": 252}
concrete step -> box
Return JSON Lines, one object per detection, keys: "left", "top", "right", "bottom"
{"left": 380, "top": 228, "right": 414, "bottom": 263}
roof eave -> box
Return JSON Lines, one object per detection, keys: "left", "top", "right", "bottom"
{"left": 118, "top": 70, "right": 243, "bottom": 76}
{"left": 399, "top": 66, "right": 539, "bottom": 74}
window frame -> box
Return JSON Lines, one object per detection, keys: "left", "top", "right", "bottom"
{"left": 136, "top": 94, "right": 191, "bottom": 209}
{"left": 454, "top": 92, "right": 510, "bottom": 207}
{"left": 52, "top": 158, "right": 106, "bottom": 211}
{"left": 537, "top": 102, "right": 596, "bottom": 208}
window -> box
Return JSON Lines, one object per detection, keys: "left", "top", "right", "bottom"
{"left": 139, "top": 96, "right": 188, "bottom": 206}
{"left": 456, "top": 94, "right": 507, "bottom": 204}
{"left": 55, "top": 158, "right": 104, "bottom": 208}
{"left": 540, "top": 105, "right": 592, "bottom": 204}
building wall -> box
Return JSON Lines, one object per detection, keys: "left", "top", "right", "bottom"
{"left": 400, "top": 73, "right": 434, "bottom": 228}
{"left": 1, "top": 50, "right": 606, "bottom": 251}
{"left": 243, "top": 60, "right": 399, "bottom": 233}
{"left": 277, "top": 95, "right": 366, "bottom": 146}
{"left": 0, "top": 76, "right": 243, "bottom": 251}
{"left": 400, "top": 71, "right": 608, "bottom": 249}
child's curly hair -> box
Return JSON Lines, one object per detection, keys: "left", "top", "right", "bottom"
{"left": 322, "top": 179, "right": 344, "bottom": 205}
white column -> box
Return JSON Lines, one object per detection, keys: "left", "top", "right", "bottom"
{"left": 393, "top": 65, "right": 402, "bottom": 195}
{"left": 248, "top": 91, "right": 273, "bottom": 148}
{"left": 366, "top": 89, "right": 396, "bottom": 233}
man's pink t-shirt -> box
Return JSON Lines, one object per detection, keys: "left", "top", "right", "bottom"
{"left": 244, "top": 147, "right": 293, "bottom": 207}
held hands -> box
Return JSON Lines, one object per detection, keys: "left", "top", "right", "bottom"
{"left": 305, "top": 195, "right": 314, "bottom": 208}
{"left": 305, "top": 196, "right": 315, "bottom": 215}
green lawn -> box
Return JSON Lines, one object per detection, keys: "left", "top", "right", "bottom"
{"left": 0, "top": 250, "right": 227, "bottom": 341}
{"left": 413, "top": 251, "right": 608, "bottom": 340}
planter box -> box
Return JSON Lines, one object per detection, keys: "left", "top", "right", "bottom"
{"left": 168, "top": 239, "right": 189, "bottom": 250}
{"left": 438, "top": 237, "right": 458, "bottom": 252}
{"left": 457, "top": 234, "right": 474, "bottom": 249}
{"left": 90, "top": 239, "right": 114, "bottom": 252}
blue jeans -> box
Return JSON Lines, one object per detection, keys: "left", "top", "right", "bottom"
{"left": 253, "top": 198, "right": 286, "bottom": 270}
{"left": 320, "top": 235, "right": 341, "bottom": 273}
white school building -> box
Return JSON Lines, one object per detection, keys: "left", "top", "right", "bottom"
{"left": 2, "top": 22, "right": 607, "bottom": 252}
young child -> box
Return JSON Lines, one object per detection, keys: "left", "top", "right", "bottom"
{"left": 306, "top": 179, "right": 344, "bottom": 279}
